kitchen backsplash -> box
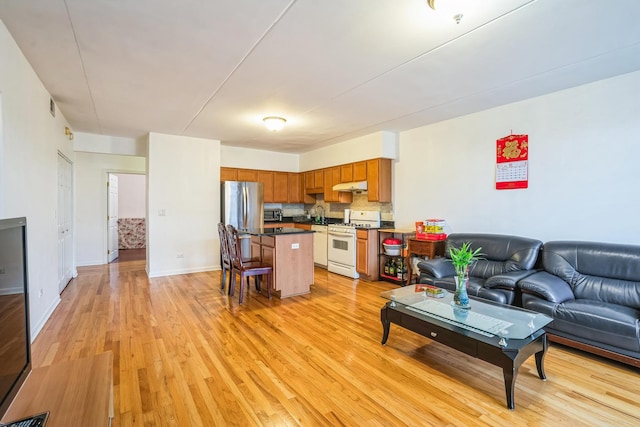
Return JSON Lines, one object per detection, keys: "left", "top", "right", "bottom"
{"left": 265, "top": 192, "right": 393, "bottom": 221}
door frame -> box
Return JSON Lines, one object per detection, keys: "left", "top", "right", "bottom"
{"left": 103, "top": 170, "right": 147, "bottom": 264}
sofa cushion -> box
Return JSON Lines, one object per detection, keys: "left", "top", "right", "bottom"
{"left": 542, "top": 241, "right": 640, "bottom": 309}
{"left": 527, "top": 297, "right": 640, "bottom": 353}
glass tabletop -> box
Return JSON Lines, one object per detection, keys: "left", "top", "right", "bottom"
{"left": 381, "top": 285, "right": 552, "bottom": 339}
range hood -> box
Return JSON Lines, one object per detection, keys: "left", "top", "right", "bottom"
{"left": 332, "top": 181, "right": 368, "bottom": 192}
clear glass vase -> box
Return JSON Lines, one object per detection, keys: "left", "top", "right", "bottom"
{"left": 453, "top": 275, "right": 470, "bottom": 309}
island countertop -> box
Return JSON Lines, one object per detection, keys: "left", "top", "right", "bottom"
{"left": 240, "top": 227, "right": 315, "bottom": 236}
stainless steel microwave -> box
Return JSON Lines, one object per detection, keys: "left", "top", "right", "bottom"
{"left": 264, "top": 209, "right": 283, "bottom": 222}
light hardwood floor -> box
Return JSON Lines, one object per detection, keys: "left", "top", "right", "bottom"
{"left": 32, "top": 259, "right": 640, "bottom": 426}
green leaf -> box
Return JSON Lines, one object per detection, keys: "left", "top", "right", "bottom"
{"left": 449, "top": 242, "right": 483, "bottom": 278}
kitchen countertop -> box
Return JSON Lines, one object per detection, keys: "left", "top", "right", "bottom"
{"left": 241, "top": 227, "right": 315, "bottom": 236}
{"left": 285, "top": 216, "right": 395, "bottom": 228}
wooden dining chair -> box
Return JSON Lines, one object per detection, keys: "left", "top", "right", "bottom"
{"left": 226, "top": 224, "right": 273, "bottom": 304}
{"left": 218, "top": 222, "right": 232, "bottom": 293}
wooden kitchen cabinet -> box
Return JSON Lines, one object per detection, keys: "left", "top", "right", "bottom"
{"left": 288, "top": 173, "right": 302, "bottom": 203}
{"left": 237, "top": 168, "right": 259, "bottom": 182}
{"left": 273, "top": 172, "right": 289, "bottom": 202}
{"left": 324, "top": 167, "right": 352, "bottom": 203}
{"left": 251, "top": 232, "right": 313, "bottom": 298}
{"left": 289, "top": 173, "right": 315, "bottom": 203}
{"left": 340, "top": 164, "right": 353, "bottom": 182}
{"left": 304, "top": 169, "right": 324, "bottom": 194}
{"left": 353, "top": 161, "right": 367, "bottom": 181}
{"left": 258, "top": 170, "right": 275, "bottom": 202}
{"left": 356, "top": 228, "right": 378, "bottom": 281}
{"left": 366, "top": 158, "right": 392, "bottom": 202}
{"left": 220, "top": 167, "right": 237, "bottom": 181}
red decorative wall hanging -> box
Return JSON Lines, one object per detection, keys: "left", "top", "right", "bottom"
{"left": 495, "top": 134, "right": 528, "bottom": 190}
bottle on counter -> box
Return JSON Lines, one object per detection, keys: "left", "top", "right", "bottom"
{"left": 384, "top": 258, "right": 390, "bottom": 275}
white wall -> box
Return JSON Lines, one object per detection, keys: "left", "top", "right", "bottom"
{"left": 74, "top": 132, "right": 147, "bottom": 157}
{"left": 220, "top": 145, "right": 298, "bottom": 171}
{"left": 299, "top": 131, "right": 398, "bottom": 171}
{"left": 116, "top": 173, "right": 146, "bottom": 218}
{"left": 0, "top": 20, "right": 75, "bottom": 338}
{"left": 147, "top": 133, "right": 220, "bottom": 277}
{"left": 75, "top": 153, "right": 146, "bottom": 266}
{"left": 395, "top": 70, "right": 640, "bottom": 244}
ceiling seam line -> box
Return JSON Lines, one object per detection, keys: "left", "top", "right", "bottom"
{"left": 296, "top": 0, "right": 539, "bottom": 118}
{"left": 63, "top": 0, "right": 102, "bottom": 133}
{"left": 311, "top": 44, "right": 636, "bottom": 148}
{"left": 181, "top": 0, "right": 298, "bottom": 135}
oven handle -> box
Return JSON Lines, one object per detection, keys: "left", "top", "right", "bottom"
{"left": 329, "top": 231, "right": 354, "bottom": 239}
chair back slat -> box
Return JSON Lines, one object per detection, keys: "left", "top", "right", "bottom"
{"left": 226, "top": 224, "right": 243, "bottom": 269}
{"left": 218, "top": 223, "right": 230, "bottom": 263}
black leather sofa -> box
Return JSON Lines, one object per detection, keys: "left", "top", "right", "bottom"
{"left": 518, "top": 241, "right": 640, "bottom": 367}
{"left": 417, "top": 233, "right": 543, "bottom": 305}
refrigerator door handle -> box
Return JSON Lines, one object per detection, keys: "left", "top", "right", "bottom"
{"left": 242, "top": 185, "right": 248, "bottom": 229}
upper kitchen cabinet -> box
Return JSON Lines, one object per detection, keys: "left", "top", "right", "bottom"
{"left": 340, "top": 164, "right": 353, "bottom": 183}
{"left": 237, "top": 168, "right": 259, "bottom": 182}
{"left": 366, "top": 158, "right": 392, "bottom": 202}
{"left": 353, "top": 161, "right": 367, "bottom": 181}
{"left": 289, "top": 173, "right": 315, "bottom": 203}
{"left": 324, "top": 167, "right": 352, "bottom": 203}
{"left": 220, "top": 167, "right": 237, "bottom": 181}
{"left": 305, "top": 169, "right": 324, "bottom": 194}
{"left": 273, "top": 172, "right": 289, "bottom": 202}
{"left": 258, "top": 170, "right": 275, "bottom": 203}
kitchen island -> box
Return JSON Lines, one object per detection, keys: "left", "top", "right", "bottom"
{"left": 242, "top": 227, "right": 315, "bottom": 298}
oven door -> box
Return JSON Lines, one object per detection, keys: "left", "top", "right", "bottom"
{"left": 327, "top": 231, "right": 356, "bottom": 267}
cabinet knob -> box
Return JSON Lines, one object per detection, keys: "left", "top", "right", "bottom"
{"left": 430, "top": 332, "right": 437, "bottom": 338}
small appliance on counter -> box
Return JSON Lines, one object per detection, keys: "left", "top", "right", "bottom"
{"left": 264, "top": 208, "right": 283, "bottom": 222}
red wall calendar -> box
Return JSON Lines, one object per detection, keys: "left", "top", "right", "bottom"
{"left": 496, "top": 134, "right": 528, "bottom": 190}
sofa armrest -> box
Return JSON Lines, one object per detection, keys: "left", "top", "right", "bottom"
{"left": 416, "top": 258, "right": 455, "bottom": 278}
{"left": 484, "top": 270, "right": 536, "bottom": 290}
{"left": 518, "top": 271, "right": 575, "bottom": 303}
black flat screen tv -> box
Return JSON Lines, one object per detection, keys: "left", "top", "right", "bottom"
{"left": 0, "top": 217, "right": 31, "bottom": 419}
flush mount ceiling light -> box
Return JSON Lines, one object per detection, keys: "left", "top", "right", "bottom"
{"left": 426, "top": 0, "right": 464, "bottom": 24}
{"left": 263, "top": 116, "right": 287, "bottom": 132}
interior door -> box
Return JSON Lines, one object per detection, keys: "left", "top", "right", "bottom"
{"left": 107, "top": 173, "right": 119, "bottom": 263}
{"left": 57, "top": 153, "right": 74, "bottom": 292}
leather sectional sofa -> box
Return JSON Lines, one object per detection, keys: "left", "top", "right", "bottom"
{"left": 417, "top": 234, "right": 640, "bottom": 367}
{"left": 519, "top": 241, "right": 640, "bottom": 367}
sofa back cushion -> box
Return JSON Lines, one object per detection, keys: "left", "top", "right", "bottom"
{"left": 445, "top": 233, "right": 542, "bottom": 279}
{"left": 541, "top": 241, "right": 640, "bottom": 309}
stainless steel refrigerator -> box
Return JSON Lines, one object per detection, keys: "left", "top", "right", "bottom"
{"left": 221, "top": 181, "right": 264, "bottom": 258}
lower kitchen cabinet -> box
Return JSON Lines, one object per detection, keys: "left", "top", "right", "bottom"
{"left": 356, "top": 229, "right": 378, "bottom": 281}
{"left": 250, "top": 232, "right": 314, "bottom": 298}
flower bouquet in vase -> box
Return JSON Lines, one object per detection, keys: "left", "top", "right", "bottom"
{"left": 449, "top": 242, "right": 483, "bottom": 309}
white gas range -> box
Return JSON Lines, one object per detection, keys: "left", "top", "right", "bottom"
{"left": 327, "top": 210, "right": 381, "bottom": 279}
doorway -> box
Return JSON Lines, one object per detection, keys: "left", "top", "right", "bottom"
{"left": 107, "top": 172, "right": 146, "bottom": 263}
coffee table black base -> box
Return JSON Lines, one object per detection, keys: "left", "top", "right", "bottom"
{"left": 381, "top": 302, "right": 547, "bottom": 410}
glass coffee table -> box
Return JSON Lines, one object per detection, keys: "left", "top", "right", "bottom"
{"left": 380, "top": 285, "right": 552, "bottom": 409}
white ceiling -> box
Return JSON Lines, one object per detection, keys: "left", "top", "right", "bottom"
{"left": 1, "top": 0, "right": 640, "bottom": 153}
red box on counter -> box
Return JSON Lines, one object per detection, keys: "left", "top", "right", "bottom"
{"left": 416, "top": 232, "right": 447, "bottom": 241}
